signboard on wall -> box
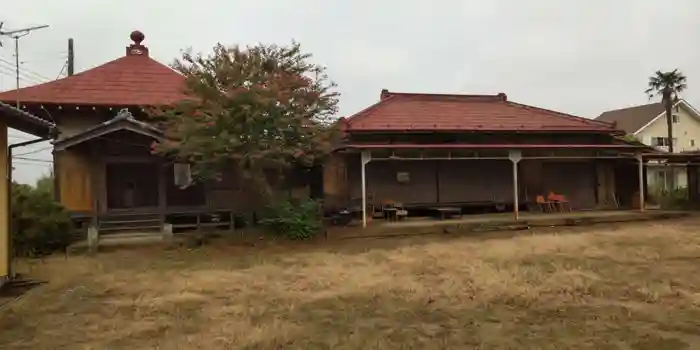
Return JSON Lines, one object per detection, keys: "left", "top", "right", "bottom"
{"left": 173, "top": 163, "right": 192, "bottom": 189}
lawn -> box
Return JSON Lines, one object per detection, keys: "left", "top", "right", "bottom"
{"left": 2, "top": 218, "right": 700, "bottom": 349}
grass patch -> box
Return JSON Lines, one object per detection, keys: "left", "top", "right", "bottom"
{"left": 3, "top": 217, "right": 700, "bottom": 348}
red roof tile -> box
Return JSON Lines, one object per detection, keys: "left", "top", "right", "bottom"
{"left": 0, "top": 31, "right": 186, "bottom": 107}
{"left": 345, "top": 90, "right": 616, "bottom": 132}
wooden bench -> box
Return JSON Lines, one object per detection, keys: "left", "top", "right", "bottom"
{"left": 433, "top": 207, "right": 462, "bottom": 220}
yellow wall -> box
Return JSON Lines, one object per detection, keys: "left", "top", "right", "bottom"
{"left": 637, "top": 103, "right": 700, "bottom": 153}
{"left": 56, "top": 150, "right": 93, "bottom": 212}
{"left": 636, "top": 102, "right": 699, "bottom": 188}
{"left": 0, "top": 122, "right": 8, "bottom": 281}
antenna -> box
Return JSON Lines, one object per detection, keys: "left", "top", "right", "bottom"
{"left": 0, "top": 22, "right": 49, "bottom": 108}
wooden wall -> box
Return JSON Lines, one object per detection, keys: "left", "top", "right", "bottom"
{"left": 340, "top": 154, "right": 602, "bottom": 209}
{"left": 322, "top": 153, "right": 348, "bottom": 209}
{"left": 541, "top": 161, "right": 597, "bottom": 209}
{"left": 55, "top": 149, "right": 93, "bottom": 213}
{"left": 596, "top": 161, "right": 617, "bottom": 208}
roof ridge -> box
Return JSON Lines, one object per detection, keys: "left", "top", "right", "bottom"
{"left": 384, "top": 91, "right": 504, "bottom": 100}
{"left": 600, "top": 101, "right": 661, "bottom": 114}
{"left": 345, "top": 90, "right": 506, "bottom": 126}
{"left": 506, "top": 101, "right": 614, "bottom": 128}
{"left": 344, "top": 94, "right": 398, "bottom": 125}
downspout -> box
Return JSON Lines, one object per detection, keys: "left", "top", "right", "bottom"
{"left": 7, "top": 133, "right": 54, "bottom": 279}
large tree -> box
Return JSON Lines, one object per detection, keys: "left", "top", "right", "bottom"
{"left": 150, "top": 41, "right": 339, "bottom": 198}
{"left": 645, "top": 69, "right": 687, "bottom": 153}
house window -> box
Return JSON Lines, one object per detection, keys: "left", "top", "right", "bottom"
{"left": 656, "top": 171, "right": 666, "bottom": 182}
{"left": 396, "top": 172, "right": 410, "bottom": 183}
{"left": 691, "top": 139, "right": 695, "bottom": 147}
{"left": 672, "top": 114, "right": 680, "bottom": 123}
{"left": 651, "top": 137, "right": 677, "bottom": 147}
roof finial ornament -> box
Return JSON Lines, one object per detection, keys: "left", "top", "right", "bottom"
{"left": 126, "top": 30, "right": 149, "bottom": 57}
{"left": 130, "top": 30, "right": 145, "bottom": 45}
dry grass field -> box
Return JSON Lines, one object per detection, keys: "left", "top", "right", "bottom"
{"left": 2, "top": 218, "right": 700, "bottom": 349}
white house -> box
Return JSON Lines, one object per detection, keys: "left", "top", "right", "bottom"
{"left": 596, "top": 99, "right": 700, "bottom": 190}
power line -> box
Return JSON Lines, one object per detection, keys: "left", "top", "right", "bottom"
{"left": 0, "top": 57, "right": 50, "bottom": 83}
{"left": 13, "top": 161, "right": 52, "bottom": 167}
{"left": 55, "top": 60, "right": 67, "bottom": 80}
{"left": 13, "top": 146, "right": 52, "bottom": 157}
{"left": 0, "top": 75, "right": 42, "bottom": 87}
{"left": 13, "top": 156, "right": 51, "bottom": 163}
{"left": 0, "top": 22, "right": 50, "bottom": 107}
{"left": 0, "top": 66, "right": 43, "bottom": 85}
{"left": 9, "top": 135, "right": 44, "bottom": 143}
{"left": 0, "top": 62, "right": 45, "bottom": 85}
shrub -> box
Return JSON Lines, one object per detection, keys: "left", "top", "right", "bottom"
{"left": 11, "top": 182, "right": 73, "bottom": 257}
{"left": 650, "top": 184, "right": 691, "bottom": 209}
{"left": 259, "top": 198, "right": 322, "bottom": 240}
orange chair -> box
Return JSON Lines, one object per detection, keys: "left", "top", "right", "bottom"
{"left": 556, "top": 195, "right": 572, "bottom": 212}
{"left": 535, "top": 195, "right": 554, "bottom": 212}
{"left": 547, "top": 191, "right": 572, "bottom": 212}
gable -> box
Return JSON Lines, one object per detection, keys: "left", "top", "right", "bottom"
{"left": 53, "top": 109, "right": 163, "bottom": 151}
{"left": 636, "top": 102, "right": 700, "bottom": 152}
{"left": 635, "top": 101, "right": 700, "bottom": 136}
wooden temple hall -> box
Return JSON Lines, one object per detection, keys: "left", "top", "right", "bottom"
{"left": 0, "top": 31, "right": 249, "bottom": 233}
{"left": 0, "top": 30, "right": 693, "bottom": 237}
{"left": 324, "top": 90, "right": 660, "bottom": 227}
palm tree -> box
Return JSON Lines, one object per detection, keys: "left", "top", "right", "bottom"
{"left": 645, "top": 69, "right": 687, "bottom": 153}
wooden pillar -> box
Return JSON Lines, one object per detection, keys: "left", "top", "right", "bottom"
{"left": 643, "top": 161, "right": 649, "bottom": 201}
{"left": 637, "top": 154, "right": 645, "bottom": 212}
{"left": 360, "top": 151, "right": 371, "bottom": 228}
{"left": 158, "top": 162, "right": 166, "bottom": 229}
{"left": 509, "top": 150, "right": 522, "bottom": 220}
{"left": 87, "top": 147, "right": 98, "bottom": 226}
{"left": 0, "top": 122, "right": 8, "bottom": 283}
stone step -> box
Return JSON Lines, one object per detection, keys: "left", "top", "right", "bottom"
{"left": 98, "top": 213, "right": 163, "bottom": 235}
{"left": 99, "top": 213, "right": 161, "bottom": 222}
{"left": 99, "top": 225, "right": 163, "bottom": 234}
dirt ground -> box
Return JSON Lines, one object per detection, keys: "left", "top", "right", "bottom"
{"left": 2, "top": 217, "right": 700, "bottom": 349}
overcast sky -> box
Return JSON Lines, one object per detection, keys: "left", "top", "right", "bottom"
{"left": 2, "top": 0, "right": 699, "bottom": 184}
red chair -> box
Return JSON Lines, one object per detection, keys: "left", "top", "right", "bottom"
{"left": 547, "top": 191, "right": 572, "bottom": 212}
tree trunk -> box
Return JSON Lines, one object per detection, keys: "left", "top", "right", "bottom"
{"left": 664, "top": 91, "right": 675, "bottom": 190}
{"left": 665, "top": 96, "right": 674, "bottom": 153}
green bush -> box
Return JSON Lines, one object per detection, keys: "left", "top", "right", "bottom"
{"left": 11, "top": 182, "right": 73, "bottom": 257}
{"left": 650, "top": 184, "right": 691, "bottom": 209}
{"left": 259, "top": 198, "right": 322, "bottom": 240}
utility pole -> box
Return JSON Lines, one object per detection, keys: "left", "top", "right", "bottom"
{"left": 67, "top": 38, "right": 74, "bottom": 76}
{"left": 0, "top": 22, "right": 49, "bottom": 108}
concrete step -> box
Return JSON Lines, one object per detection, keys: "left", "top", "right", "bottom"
{"left": 99, "top": 231, "right": 164, "bottom": 240}
{"left": 98, "top": 213, "right": 163, "bottom": 235}
{"left": 99, "top": 225, "right": 162, "bottom": 234}
{"left": 68, "top": 232, "right": 179, "bottom": 254}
